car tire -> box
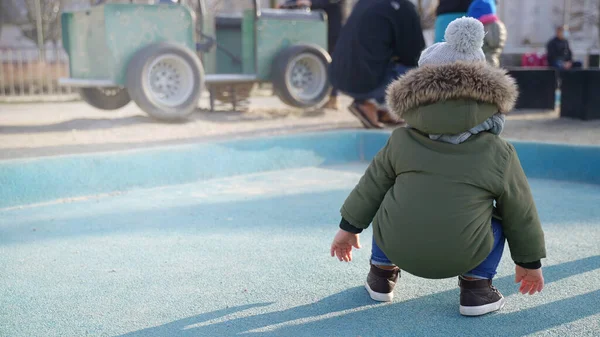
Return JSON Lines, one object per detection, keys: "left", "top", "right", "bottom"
{"left": 126, "top": 42, "right": 204, "bottom": 121}
{"left": 79, "top": 87, "right": 131, "bottom": 110}
{"left": 272, "top": 44, "right": 331, "bottom": 109}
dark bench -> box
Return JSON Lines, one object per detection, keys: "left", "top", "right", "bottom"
{"left": 560, "top": 69, "right": 600, "bottom": 120}
{"left": 506, "top": 68, "right": 557, "bottom": 110}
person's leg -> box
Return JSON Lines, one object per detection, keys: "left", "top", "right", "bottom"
{"left": 463, "top": 218, "right": 505, "bottom": 279}
{"left": 373, "top": 64, "right": 410, "bottom": 106}
{"left": 344, "top": 64, "right": 409, "bottom": 128}
{"left": 324, "top": 4, "right": 343, "bottom": 110}
{"left": 343, "top": 93, "right": 385, "bottom": 129}
{"left": 372, "top": 64, "right": 410, "bottom": 125}
{"left": 434, "top": 13, "right": 466, "bottom": 43}
{"left": 324, "top": 88, "right": 339, "bottom": 109}
{"left": 459, "top": 218, "right": 506, "bottom": 316}
{"left": 434, "top": 16, "right": 447, "bottom": 43}
{"left": 366, "top": 236, "right": 400, "bottom": 302}
{"left": 371, "top": 236, "right": 396, "bottom": 267}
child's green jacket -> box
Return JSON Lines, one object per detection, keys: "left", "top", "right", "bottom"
{"left": 340, "top": 63, "right": 546, "bottom": 279}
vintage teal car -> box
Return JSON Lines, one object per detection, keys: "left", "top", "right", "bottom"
{"left": 59, "top": 0, "right": 331, "bottom": 121}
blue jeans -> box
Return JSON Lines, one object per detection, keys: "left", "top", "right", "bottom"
{"left": 552, "top": 60, "right": 583, "bottom": 69}
{"left": 371, "top": 218, "right": 506, "bottom": 279}
{"left": 343, "top": 64, "right": 410, "bottom": 106}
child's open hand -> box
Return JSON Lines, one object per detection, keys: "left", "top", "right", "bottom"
{"left": 330, "top": 229, "right": 361, "bottom": 262}
{"left": 515, "top": 265, "right": 544, "bottom": 295}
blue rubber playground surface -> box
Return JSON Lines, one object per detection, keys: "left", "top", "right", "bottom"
{"left": 1, "top": 130, "right": 599, "bottom": 337}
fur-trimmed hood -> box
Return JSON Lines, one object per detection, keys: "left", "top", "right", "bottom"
{"left": 386, "top": 62, "right": 518, "bottom": 135}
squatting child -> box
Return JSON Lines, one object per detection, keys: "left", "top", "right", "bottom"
{"left": 330, "top": 17, "right": 546, "bottom": 316}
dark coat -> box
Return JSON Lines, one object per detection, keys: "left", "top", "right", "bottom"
{"left": 436, "top": 0, "right": 473, "bottom": 15}
{"left": 328, "top": 0, "right": 425, "bottom": 94}
{"left": 310, "top": 0, "right": 348, "bottom": 55}
{"left": 546, "top": 37, "right": 573, "bottom": 67}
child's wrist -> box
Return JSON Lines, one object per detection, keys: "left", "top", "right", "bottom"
{"left": 515, "top": 260, "right": 542, "bottom": 269}
{"left": 339, "top": 217, "right": 363, "bottom": 234}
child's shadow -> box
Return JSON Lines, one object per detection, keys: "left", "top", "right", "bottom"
{"left": 119, "top": 287, "right": 374, "bottom": 337}
{"left": 120, "top": 255, "right": 600, "bottom": 337}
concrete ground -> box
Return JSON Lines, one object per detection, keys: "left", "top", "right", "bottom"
{"left": 1, "top": 163, "right": 599, "bottom": 337}
{"left": 1, "top": 97, "right": 600, "bottom": 336}
{"left": 1, "top": 93, "right": 599, "bottom": 160}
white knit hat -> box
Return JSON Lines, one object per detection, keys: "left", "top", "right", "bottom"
{"left": 419, "top": 17, "right": 486, "bottom": 66}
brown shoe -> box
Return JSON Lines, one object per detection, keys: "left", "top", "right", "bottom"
{"left": 459, "top": 277, "right": 506, "bottom": 316}
{"left": 377, "top": 109, "right": 405, "bottom": 126}
{"left": 323, "top": 96, "right": 339, "bottom": 110}
{"left": 348, "top": 102, "right": 384, "bottom": 129}
{"left": 365, "top": 264, "right": 400, "bottom": 302}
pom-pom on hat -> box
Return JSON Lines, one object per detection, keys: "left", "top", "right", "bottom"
{"left": 418, "top": 17, "right": 486, "bottom": 66}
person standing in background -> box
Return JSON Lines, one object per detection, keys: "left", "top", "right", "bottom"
{"left": 293, "top": 0, "right": 348, "bottom": 110}
{"left": 467, "top": 0, "right": 506, "bottom": 67}
{"left": 434, "top": 0, "right": 472, "bottom": 43}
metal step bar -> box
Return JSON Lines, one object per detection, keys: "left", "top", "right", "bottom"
{"left": 59, "top": 74, "right": 259, "bottom": 88}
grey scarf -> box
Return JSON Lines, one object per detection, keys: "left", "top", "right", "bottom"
{"left": 425, "top": 113, "right": 506, "bottom": 144}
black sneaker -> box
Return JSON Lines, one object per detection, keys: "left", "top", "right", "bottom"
{"left": 459, "top": 277, "right": 506, "bottom": 316}
{"left": 365, "top": 264, "right": 400, "bottom": 302}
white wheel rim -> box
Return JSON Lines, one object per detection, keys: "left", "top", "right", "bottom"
{"left": 144, "top": 54, "right": 194, "bottom": 107}
{"left": 284, "top": 53, "right": 327, "bottom": 103}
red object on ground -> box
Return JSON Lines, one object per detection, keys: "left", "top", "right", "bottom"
{"left": 521, "top": 53, "right": 548, "bottom": 67}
